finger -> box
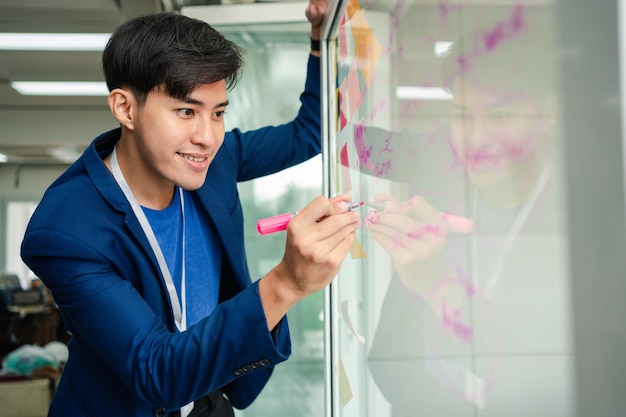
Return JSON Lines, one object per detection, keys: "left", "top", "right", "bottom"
{"left": 403, "top": 195, "right": 473, "bottom": 234}
{"left": 377, "top": 211, "right": 446, "bottom": 241}
{"left": 365, "top": 212, "right": 446, "bottom": 258}
{"left": 329, "top": 193, "right": 354, "bottom": 213}
{"left": 294, "top": 195, "right": 334, "bottom": 225}
{"left": 288, "top": 212, "right": 358, "bottom": 273}
{"left": 318, "top": 210, "right": 360, "bottom": 236}
{"left": 401, "top": 195, "right": 441, "bottom": 220}
{"left": 366, "top": 214, "right": 442, "bottom": 246}
{"left": 305, "top": 1, "right": 324, "bottom": 25}
{"left": 317, "top": 216, "right": 359, "bottom": 261}
{"left": 328, "top": 230, "right": 357, "bottom": 265}
{"left": 371, "top": 195, "right": 472, "bottom": 235}
{"left": 441, "top": 213, "right": 474, "bottom": 234}
{"left": 368, "top": 228, "right": 435, "bottom": 262}
{"left": 368, "top": 206, "right": 472, "bottom": 237}
{"left": 297, "top": 194, "right": 354, "bottom": 226}
{"left": 288, "top": 197, "right": 359, "bottom": 245}
{"left": 294, "top": 207, "right": 359, "bottom": 249}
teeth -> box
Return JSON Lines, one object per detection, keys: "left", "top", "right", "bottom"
{"left": 180, "top": 153, "right": 205, "bottom": 162}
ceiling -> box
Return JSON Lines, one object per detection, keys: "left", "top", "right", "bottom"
{"left": 0, "top": 0, "right": 309, "bottom": 166}
{"left": 0, "top": 0, "right": 546, "bottom": 166}
{"left": 0, "top": 0, "right": 164, "bottom": 165}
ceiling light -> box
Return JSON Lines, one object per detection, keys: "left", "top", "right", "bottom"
{"left": 396, "top": 86, "right": 452, "bottom": 101}
{"left": 0, "top": 33, "right": 110, "bottom": 51}
{"left": 11, "top": 81, "right": 109, "bottom": 96}
{"left": 435, "top": 41, "right": 453, "bottom": 57}
{"left": 49, "top": 146, "right": 84, "bottom": 163}
{"left": 0, "top": 153, "right": 7, "bottom": 163}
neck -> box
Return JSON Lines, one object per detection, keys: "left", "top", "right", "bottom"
{"left": 104, "top": 140, "right": 175, "bottom": 210}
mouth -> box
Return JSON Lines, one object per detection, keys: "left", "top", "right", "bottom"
{"left": 177, "top": 152, "right": 208, "bottom": 163}
{"left": 464, "top": 152, "right": 503, "bottom": 169}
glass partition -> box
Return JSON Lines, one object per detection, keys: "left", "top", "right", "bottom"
{"left": 325, "top": 1, "right": 574, "bottom": 416}
{"left": 211, "top": 23, "right": 326, "bottom": 417}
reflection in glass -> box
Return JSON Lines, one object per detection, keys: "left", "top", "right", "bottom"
{"left": 329, "top": 1, "right": 573, "bottom": 416}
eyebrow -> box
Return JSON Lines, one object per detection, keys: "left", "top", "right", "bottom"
{"left": 181, "top": 97, "right": 229, "bottom": 108}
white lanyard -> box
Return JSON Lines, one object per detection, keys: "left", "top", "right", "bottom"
{"left": 472, "top": 164, "right": 550, "bottom": 297}
{"left": 110, "top": 146, "right": 187, "bottom": 332}
{"left": 111, "top": 147, "right": 194, "bottom": 417}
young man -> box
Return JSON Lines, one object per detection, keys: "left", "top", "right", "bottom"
{"left": 20, "top": 2, "right": 359, "bottom": 416}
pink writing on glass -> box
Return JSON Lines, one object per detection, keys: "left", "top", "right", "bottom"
{"left": 442, "top": 4, "right": 526, "bottom": 86}
{"left": 441, "top": 302, "right": 473, "bottom": 343}
{"left": 408, "top": 224, "right": 442, "bottom": 240}
{"left": 374, "top": 160, "right": 392, "bottom": 177}
{"left": 354, "top": 121, "right": 375, "bottom": 170}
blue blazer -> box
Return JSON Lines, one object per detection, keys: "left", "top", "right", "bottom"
{"left": 21, "top": 56, "right": 321, "bottom": 417}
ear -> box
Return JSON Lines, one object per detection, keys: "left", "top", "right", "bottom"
{"left": 108, "top": 88, "right": 138, "bottom": 131}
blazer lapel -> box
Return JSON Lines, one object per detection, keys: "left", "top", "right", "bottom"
{"left": 83, "top": 130, "right": 166, "bottom": 283}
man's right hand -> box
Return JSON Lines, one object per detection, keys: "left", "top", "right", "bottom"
{"left": 259, "top": 193, "right": 359, "bottom": 330}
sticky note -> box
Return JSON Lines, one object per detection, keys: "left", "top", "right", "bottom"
{"left": 338, "top": 359, "right": 353, "bottom": 406}
{"left": 349, "top": 237, "right": 366, "bottom": 259}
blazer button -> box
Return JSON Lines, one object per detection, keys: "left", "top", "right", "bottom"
{"left": 153, "top": 408, "right": 167, "bottom": 417}
{"left": 259, "top": 358, "right": 270, "bottom": 367}
{"left": 233, "top": 368, "right": 244, "bottom": 376}
{"left": 242, "top": 365, "right": 252, "bottom": 373}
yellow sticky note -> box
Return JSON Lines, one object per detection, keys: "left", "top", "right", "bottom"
{"left": 349, "top": 237, "right": 366, "bottom": 259}
{"left": 338, "top": 359, "right": 353, "bottom": 406}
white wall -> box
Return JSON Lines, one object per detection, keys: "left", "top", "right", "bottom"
{"left": 0, "top": 165, "right": 68, "bottom": 201}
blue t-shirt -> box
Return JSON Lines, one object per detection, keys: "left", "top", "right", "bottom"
{"left": 142, "top": 189, "right": 221, "bottom": 327}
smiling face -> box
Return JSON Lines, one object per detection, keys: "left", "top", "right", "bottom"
{"left": 449, "top": 80, "right": 546, "bottom": 192}
{"left": 109, "top": 80, "right": 229, "bottom": 208}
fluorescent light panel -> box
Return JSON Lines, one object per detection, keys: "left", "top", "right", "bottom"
{"left": 0, "top": 153, "right": 7, "bottom": 163}
{"left": 0, "top": 33, "right": 110, "bottom": 51}
{"left": 396, "top": 86, "right": 452, "bottom": 101}
{"left": 435, "top": 41, "right": 453, "bottom": 57}
{"left": 11, "top": 81, "right": 109, "bottom": 96}
{"left": 16, "top": 84, "right": 452, "bottom": 100}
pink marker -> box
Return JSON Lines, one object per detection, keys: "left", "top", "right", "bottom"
{"left": 257, "top": 202, "right": 363, "bottom": 235}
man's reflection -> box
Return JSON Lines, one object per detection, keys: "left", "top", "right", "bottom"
{"left": 362, "top": 12, "right": 572, "bottom": 416}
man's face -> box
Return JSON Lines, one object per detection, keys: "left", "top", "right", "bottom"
{"left": 449, "top": 80, "right": 546, "bottom": 190}
{"left": 131, "top": 80, "right": 229, "bottom": 191}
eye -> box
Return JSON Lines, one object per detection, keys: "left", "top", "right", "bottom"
{"left": 451, "top": 112, "right": 470, "bottom": 124}
{"left": 487, "top": 111, "right": 513, "bottom": 122}
{"left": 178, "top": 108, "right": 195, "bottom": 117}
{"left": 213, "top": 110, "right": 226, "bottom": 120}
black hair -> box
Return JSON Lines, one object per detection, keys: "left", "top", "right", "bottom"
{"left": 102, "top": 13, "right": 245, "bottom": 104}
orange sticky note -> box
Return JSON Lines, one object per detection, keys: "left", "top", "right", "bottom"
{"left": 349, "top": 237, "right": 366, "bottom": 259}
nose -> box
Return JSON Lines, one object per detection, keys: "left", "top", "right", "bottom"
{"left": 464, "top": 116, "right": 490, "bottom": 148}
{"left": 190, "top": 115, "right": 221, "bottom": 146}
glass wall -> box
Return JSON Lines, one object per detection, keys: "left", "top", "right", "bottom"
{"left": 212, "top": 23, "right": 327, "bottom": 417}
{"left": 325, "top": 1, "right": 576, "bottom": 416}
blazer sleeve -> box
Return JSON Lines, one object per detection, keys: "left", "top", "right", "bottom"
{"left": 224, "top": 54, "right": 322, "bottom": 182}
{"left": 21, "top": 220, "right": 290, "bottom": 410}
